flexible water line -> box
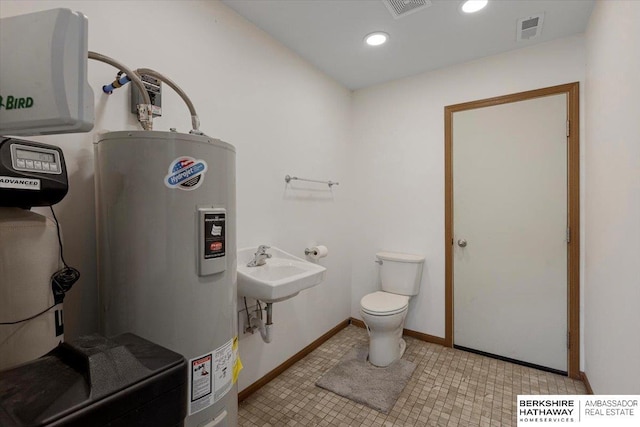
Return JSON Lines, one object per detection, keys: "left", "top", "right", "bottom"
{"left": 88, "top": 51, "right": 153, "bottom": 130}
{"left": 134, "top": 67, "right": 202, "bottom": 134}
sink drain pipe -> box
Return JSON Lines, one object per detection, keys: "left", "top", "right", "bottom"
{"left": 249, "top": 302, "right": 273, "bottom": 343}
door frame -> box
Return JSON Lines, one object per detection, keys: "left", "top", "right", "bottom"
{"left": 444, "top": 82, "right": 580, "bottom": 379}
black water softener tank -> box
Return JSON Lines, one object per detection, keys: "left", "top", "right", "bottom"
{"left": 0, "top": 333, "right": 187, "bottom": 426}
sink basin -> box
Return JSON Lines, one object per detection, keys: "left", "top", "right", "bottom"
{"left": 237, "top": 246, "right": 326, "bottom": 302}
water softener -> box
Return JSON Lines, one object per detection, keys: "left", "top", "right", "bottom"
{"left": 0, "top": 137, "right": 73, "bottom": 371}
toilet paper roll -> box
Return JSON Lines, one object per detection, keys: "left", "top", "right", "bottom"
{"left": 308, "top": 245, "right": 328, "bottom": 260}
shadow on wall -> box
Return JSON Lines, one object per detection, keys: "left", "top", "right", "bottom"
{"left": 35, "top": 144, "right": 100, "bottom": 340}
{"left": 282, "top": 184, "right": 337, "bottom": 202}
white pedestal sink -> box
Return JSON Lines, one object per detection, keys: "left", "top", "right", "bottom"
{"left": 237, "top": 246, "right": 326, "bottom": 302}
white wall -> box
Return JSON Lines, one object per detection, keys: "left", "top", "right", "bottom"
{"left": 584, "top": 0, "right": 640, "bottom": 394}
{"left": 350, "top": 36, "right": 587, "bottom": 361}
{"left": 0, "top": 1, "right": 353, "bottom": 391}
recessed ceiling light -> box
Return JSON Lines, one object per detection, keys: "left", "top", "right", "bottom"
{"left": 365, "top": 32, "right": 389, "bottom": 46}
{"left": 461, "top": 0, "right": 488, "bottom": 14}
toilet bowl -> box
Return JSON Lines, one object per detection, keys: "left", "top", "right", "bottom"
{"left": 359, "top": 252, "right": 425, "bottom": 367}
{"left": 360, "top": 291, "right": 409, "bottom": 367}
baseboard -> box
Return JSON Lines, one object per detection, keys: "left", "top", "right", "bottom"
{"left": 349, "top": 318, "right": 366, "bottom": 329}
{"left": 580, "top": 371, "right": 594, "bottom": 395}
{"left": 403, "top": 328, "right": 447, "bottom": 346}
{"left": 238, "top": 318, "right": 350, "bottom": 402}
{"left": 349, "top": 317, "right": 447, "bottom": 346}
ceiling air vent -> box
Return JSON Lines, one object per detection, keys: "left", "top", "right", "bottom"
{"left": 383, "top": 0, "right": 432, "bottom": 19}
{"left": 517, "top": 13, "right": 545, "bottom": 41}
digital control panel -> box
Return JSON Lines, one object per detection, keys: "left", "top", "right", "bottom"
{"left": 0, "top": 137, "right": 68, "bottom": 207}
{"left": 11, "top": 143, "right": 62, "bottom": 174}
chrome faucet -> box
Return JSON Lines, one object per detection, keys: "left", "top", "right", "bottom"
{"left": 247, "top": 245, "right": 272, "bottom": 267}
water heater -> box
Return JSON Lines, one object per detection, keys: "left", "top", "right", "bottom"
{"left": 95, "top": 131, "right": 237, "bottom": 427}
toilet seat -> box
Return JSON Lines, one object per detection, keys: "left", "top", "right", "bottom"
{"left": 360, "top": 291, "right": 409, "bottom": 316}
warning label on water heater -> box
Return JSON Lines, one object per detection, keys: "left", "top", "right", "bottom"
{"left": 188, "top": 338, "right": 235, "bottom": 415}
{"left": 190, "top": 354, "right": 212, "bottom": 405}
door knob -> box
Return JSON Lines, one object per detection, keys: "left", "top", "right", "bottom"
{"left": 457, "top": 239, "right": 467, "bottom": 248}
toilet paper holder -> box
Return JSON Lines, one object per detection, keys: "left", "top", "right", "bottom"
{"left": 304, "top": 245, "right": 328, "bottom": 259}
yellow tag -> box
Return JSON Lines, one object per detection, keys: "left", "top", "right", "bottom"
{"left": 232, "top": 336, "right": 242, "bottom": 384}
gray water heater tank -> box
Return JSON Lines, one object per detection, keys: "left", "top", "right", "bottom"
{"left": 95, "top": 131, "right": 237, "bottom": 427}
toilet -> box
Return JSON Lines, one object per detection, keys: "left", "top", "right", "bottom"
{"left": 360, "top": 251, "right": 425, "bottom": 367}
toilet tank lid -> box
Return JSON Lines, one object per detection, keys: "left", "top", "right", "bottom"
{"left": 376, "top": 252, "right": 425, "bottom": 263}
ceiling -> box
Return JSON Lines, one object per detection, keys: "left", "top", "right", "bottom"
{"left": 222, "top": 0, "right": 595, "bottom": 90}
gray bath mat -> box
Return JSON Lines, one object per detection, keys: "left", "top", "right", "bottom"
{"left": 315, "top": 345, "right": 416, "bottom": 414}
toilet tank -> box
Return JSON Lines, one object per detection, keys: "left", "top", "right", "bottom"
{"left": 377, "top": 252, "right": 425, "bottom": 296}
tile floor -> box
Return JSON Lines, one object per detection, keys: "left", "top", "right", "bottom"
{"left": 238, "top": 325, "right": 586, "bottom": 426}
